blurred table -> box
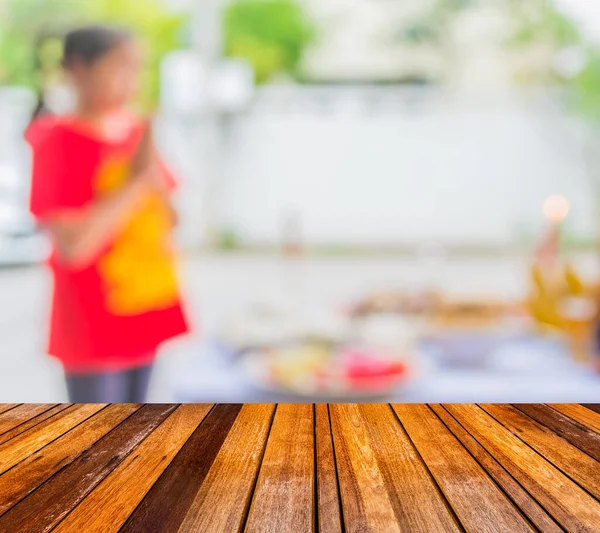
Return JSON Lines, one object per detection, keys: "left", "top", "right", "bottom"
{"left": 1, "top": 403, "right": 599, "bottom": 532}
{"left": 174, "top": 339, "right": 600, "bottom": 403}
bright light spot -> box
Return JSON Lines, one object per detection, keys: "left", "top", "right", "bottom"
{"left": 543, "top": 195, "right": 570, "bottom": 223}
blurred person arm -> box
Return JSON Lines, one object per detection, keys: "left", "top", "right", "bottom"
{"left": 135, "top": 119, "right": 179, "bottom": 229}
{"left": 149, "top": 148, "right": 179, "bottom": 229}
{"left": 154, "top": 159, "right": 179, "bottom": 229}
{"left": 43, "top": 175, "right": 155, "bottom": 269}
{"left": 29, "top": 120, "right": 164, "bottom": 269}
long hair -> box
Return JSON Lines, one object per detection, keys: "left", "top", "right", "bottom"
{"left": 31, "top": 25, "right": 132, "bottom": 122}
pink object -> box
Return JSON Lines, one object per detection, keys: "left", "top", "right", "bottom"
{"left": 341, "top": 349, "right": 408, "bottom": 380}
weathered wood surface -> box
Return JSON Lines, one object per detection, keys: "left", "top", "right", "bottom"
{"left": 0, "top": 403, "right": 598, "bottom": 532}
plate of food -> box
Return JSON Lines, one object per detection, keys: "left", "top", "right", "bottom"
{"left": 239, "top": 339, "right": 415, "bottom": 399}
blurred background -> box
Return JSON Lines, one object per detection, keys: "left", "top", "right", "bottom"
{"left": 2, "top": 0, "right": 600, "bottom": 402}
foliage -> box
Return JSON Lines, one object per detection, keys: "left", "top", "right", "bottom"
{"left": 0, "top": 0, "right": 186, "bottom": 108}
{"left": 505, "top": 0, "right": 581, "bottom": 49}
{"left": 0, "top": 0, "right": 80, "bottom": 87}
{"left": 224, "top": 0, "right": 315, "bottom": 84}
{"left": 82, "top": 0, "right": 186, "bottom": 108}
{"left": 572, "top": 49, "right": 600, "bottom": 125}
{"left": 217, "top": 228, "right": 242, "bottom": 251}
{"left": 505, "top": 0, "right": 600, "bottom": 127}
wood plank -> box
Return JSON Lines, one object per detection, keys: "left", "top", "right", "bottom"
{"left": 0, "top": 405, "right": 59, "bottom": 438}
{"left": 0, "top": 404, "right": 104, "bottom": 475}
{"left": 360, "top": 404, "right": 461, "bottom": 533}
{"left": 549, "top": 404, "right": 600, "bottom": 435}
{"left": 329, "top": 404, "right": 399, "bottom": 533}
{"left": 582, "top": 405, "right": 600, "bottom": 415}
{"left": 121, "top": 404, "right": 241, "bottom": 533}
{"left": 392, "top": 404, "right": 535, "bottom": 533}
{"left": 245, "top": 404, "right": 315, "bottom": 533}
{"left": 331, "top": 404, "right": 459, "bottom": 533}
{"left": 0, "top": 405, "right": 57, "bottom": 437}
{"left": 0, "top": 405, "right": 73, "bottom": 448}
{"left": 53, "top": 404, "right": 212, "bottom": 533}
{"left": 0, "top": 402, "right": 597, "bottom": 532}
{"left": 430, "top": 405, "right": 563, "bottom": 533}
{"left": 482, "top": 404, "right": 600, "bottom": 499}
{"left": 0, "top": 404, "right": 177, "bottom": 533}
{"left": 0, "top": 405, "right": 72, "bottom": 448}
{"left": 0, "top": 405, "right": 20, "bottom": 417}
{"left": 329, "top": 404, "right": 401, "bottom": 533}
{"left": 315, "top": 404, "right": 343, "bottom": 533}
{"left": 177, "top": 404, "right": 275, "bottom": 533}
{"left": 0, "top": 404, "right": 140, "bottom": 515}
{"left": 514, "top": 404, "right": 600, "bottom": 462}
{"left": 446, "top": 404, "right": 600, "bottom": 533}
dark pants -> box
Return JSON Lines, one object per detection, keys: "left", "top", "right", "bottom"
{"left": 65, "top": 364, "right": 154, "bottom": 403}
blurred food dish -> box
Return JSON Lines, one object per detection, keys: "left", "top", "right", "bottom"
{"left": 429, "top": 298, "right": 512, "bottom": 331}
{"left": 240, "top": 339, "right": 413, "bottom": 398}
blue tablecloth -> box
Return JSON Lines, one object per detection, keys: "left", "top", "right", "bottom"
{"left": 173, "top": 334, "right": 600, "bottom": 403}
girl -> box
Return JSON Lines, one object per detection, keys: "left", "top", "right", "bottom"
{"left": 26, "top": 25, "right": 189, "bottom": 403}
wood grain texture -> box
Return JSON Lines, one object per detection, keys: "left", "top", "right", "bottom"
{"left": 245, "top": 404, "right": 315, "bottom": 533}
{"left": 0, "top": 404, "right": 71, "bottom": 446}
{"left": 582, "top": 404, "right": 600, "bottom": 415}
{"left": 315, "top": 404, "right": 343, "bottom": 533}
{"left": 328, "top": 404, "right": 400, "bottom": 533}
{"left": 121, "top": 404, "right": 241, "bottom": 533}
{"left": 392, "top": 404, "right": 535, "bottom": 533}
{"left": 446, "top": 404, "right": 600, "bottom": 533}
{"left": 0, "top": 404, "right": 58, "bottom": 437}
{"left": 482, "top": 404, "right": 600, "bottom": 499}
{"left": 514, "top": 404, "right": 600, "bottom": 462}
{"left": 431, "top": 405, "right": 563, "bottom": 533}
{"left": 0, "top": 405, "right": 20, "bottom": 417}
{"left": 549, "top": 403, "right": 600, "bottom": 434}
{"left": 331, "top": 404, "right": 460, "bottom": 533}
{"left": 0, "top": 404, "right": 104, "bottom": 475}
{"left": 177, "top": 404, "right": 275, "bottom": 533}
{"left": 358, "top": 404, "right": 461, "bottom": 533}
{"left": 0, "top": 404, "right": 176, "bottom": 533}
{"left": 54, "top": 404, "right": 212, "bottom": 533}
{"left": 0, "top": 404, "right": 140, "bottom": 515}
{"left": 0, "top": 403, "right": 598, "bottom": 533}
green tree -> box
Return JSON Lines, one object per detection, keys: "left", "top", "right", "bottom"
{"left": 0, "top": 0, "right": 82, "bottom": 87}
{"left": 506, "top": 0, "right": 581, "bottom": 49}
{"left": 505, "top": 0, "right": 582, "bottom": 85}
{"left": 82, "top": 0, "right": 186, "bottom": 108}
{"left": 571, "top": 50, "right": 600, "bottom": 123}
{"left": 504, "top": 1, "right": 600, "bottom": 125}
{"left": 0, "top": 0, "right": 186, "bottom": 108}
{"left": 224, "top": 0, "right": 315, "bottom": 83}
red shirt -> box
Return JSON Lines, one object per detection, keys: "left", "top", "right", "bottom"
{"left": 26, "top": 115, "right": 189, "bottom": 373}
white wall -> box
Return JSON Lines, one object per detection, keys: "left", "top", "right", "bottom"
{"left": 2, "top": 86, "right": 595, "bottom": 250}
{"left": 215, "top": 88, "right": 595, "bottom": 247}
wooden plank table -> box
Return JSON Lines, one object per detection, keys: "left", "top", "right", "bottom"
{"left": 0, "top": 404, "right": 599, "bottom": 532}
